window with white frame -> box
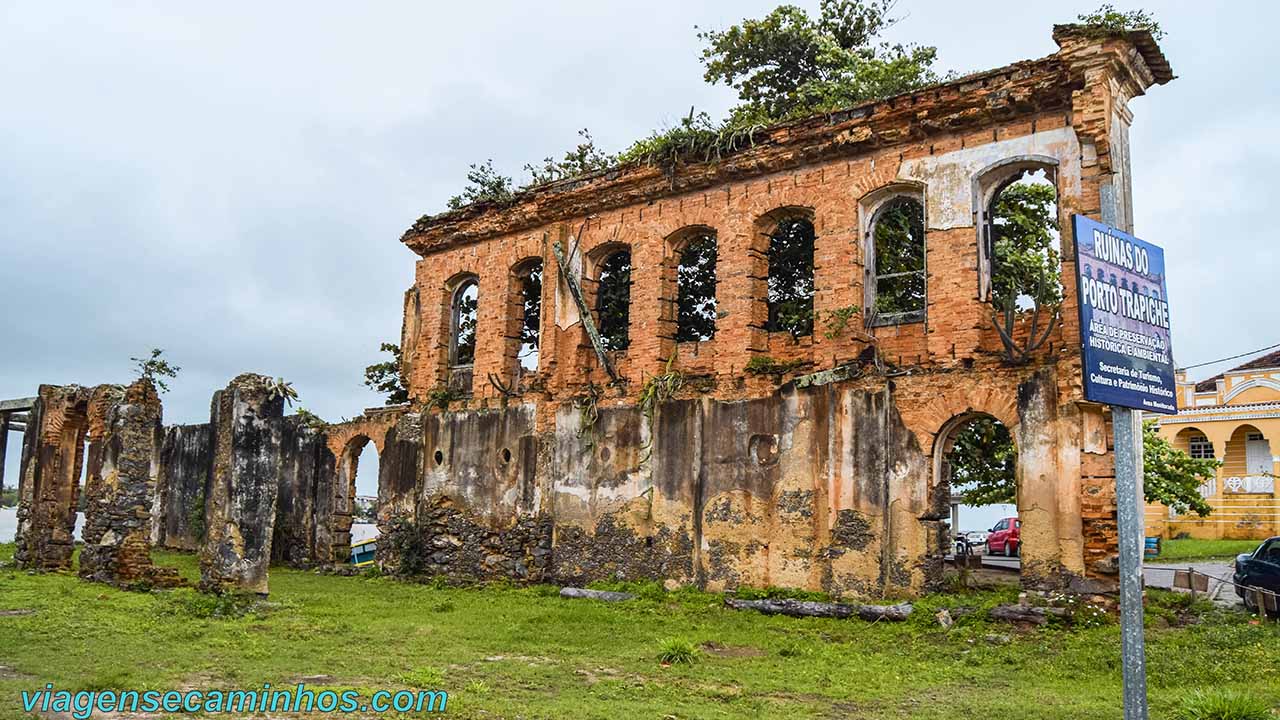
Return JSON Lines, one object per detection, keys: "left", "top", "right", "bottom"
{"left": 1187, "top": 434, "right": 1214, "bottom": 460}
{"left": 866, "top": 195, "right": 926, "bottom": 325}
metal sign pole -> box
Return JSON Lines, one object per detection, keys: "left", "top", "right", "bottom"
{"left": 1112, "top": 405, "right": 1148, "bottom": 720}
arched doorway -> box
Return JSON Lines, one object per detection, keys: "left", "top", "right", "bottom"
{"left": 934, "top": 413, "right": 1021, "bottom": 573}
{"left": 336, "top": 435, "right": 380, "bottom": 565}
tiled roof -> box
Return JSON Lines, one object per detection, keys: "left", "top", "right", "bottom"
{"left": 1192, "top": 349, "right": 1280, "bottom": 393}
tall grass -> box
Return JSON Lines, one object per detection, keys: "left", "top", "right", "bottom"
{"left": 1172, "top": 689, "right": 1272, "bottom": 720}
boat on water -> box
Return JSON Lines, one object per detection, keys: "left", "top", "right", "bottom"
{"left": 350, "top": 537, "right": 377, "bottom": 567}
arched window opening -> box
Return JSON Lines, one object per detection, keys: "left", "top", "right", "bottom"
{"left": 985, "top": 166, "right": 1061, "bottom": 362}
{"left": 868, "top": 196, "right": 926, "bottom": 325}
{"left": 450, "top": 279, "right": 479, "bottom": 367}
{"left": 676, "top": 232, "right": 718, "bottom": 342}
{"left": 596, "top": 250, "right": 632, "bottom": 352}
{"left": 353, "top": 441, "right": 379, "bottom": 525}
{"left": 516, "top": 262, "right": 542, "bottom": 371}
{"left": 766, "top": 217, "right": 815, "bottom": 338}
{"left": 1187, "top": 433, "right": 1215, "bottom": 460}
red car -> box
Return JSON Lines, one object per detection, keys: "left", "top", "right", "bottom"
{"left": 986, "top": 517, "right": 1021, "bottom": 557}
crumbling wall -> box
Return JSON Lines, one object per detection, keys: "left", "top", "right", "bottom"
{"left": 397, "top": 407, "right": 550, "bottom": 579}
{"left": 199, "top": 374, "right": 285, "bottom": 594}
{"left": 271, "top": 418, "right": 336, "bottom": 567}
{"left": 15, "top": 381, "right": 180, "bottom": 587}
{"left": 154, "top": 423, "right": 213, "bottom": 551}
{"left": 14, "top": 385, "right": 93, "bottom": 570}
{"left": 369, "top": 363, "right": 1106, "bottom": 596}
{"left": 79, "top": 379, "right": 181, "bottom": 587}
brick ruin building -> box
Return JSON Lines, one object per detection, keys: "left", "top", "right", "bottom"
{"left": 7, "top": 26, "right": 1173, "bottom": 597}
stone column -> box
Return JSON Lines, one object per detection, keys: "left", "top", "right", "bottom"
{"left": 199, "top": 374, "right": 286, "bottom": 595}
{"left": 14, "top": 385, "right": 91, "bottom": 570}
{"left": 79, "top": 380, "right": 180, "bottom": 587}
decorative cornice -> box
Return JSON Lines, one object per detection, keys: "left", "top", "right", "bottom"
{"left": 1159, "top": 401, "right": 1280, "bottom": 424}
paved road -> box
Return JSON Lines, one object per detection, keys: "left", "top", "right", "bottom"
{"left": 950, "top": 553, "right": 1242, "bottom": 606}
{"left": 1145, "top": 561, "right": 1239, "bottom": 605}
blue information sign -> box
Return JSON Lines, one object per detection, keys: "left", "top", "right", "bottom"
{"left": 1073, "top": 215, "right": 1177, "bottom": 414}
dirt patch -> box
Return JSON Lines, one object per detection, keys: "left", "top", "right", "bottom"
{"left": 700, "top": 641, "right": 765, "bottom": 658}
{"left": 0, "top": 664, "right": 34, "bottom": 680}
{"left": 0, "top": 608, "right": 34, "bottom": 617}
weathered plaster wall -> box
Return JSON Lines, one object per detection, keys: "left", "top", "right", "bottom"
{"left": 154, "top": 423, "right": 213, "bottom": 551}
{"left": 371, "top": 366, "right": 1083, "bottom": 596}
{"left": 271, "top": 418, "right": 337, "bottom": 567}
{"left": 199, "top": 374, "right": 286, "bottom": 594}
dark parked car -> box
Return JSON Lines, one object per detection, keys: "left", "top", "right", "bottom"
{"left": 1233, "top": 536, "right": 1280, "bottom": 614}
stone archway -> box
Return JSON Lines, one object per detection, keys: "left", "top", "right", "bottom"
{"left": 933, "top": 412, "right": 1020, "bottom": 558}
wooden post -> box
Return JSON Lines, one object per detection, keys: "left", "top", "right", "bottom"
{"left": 549, "top": 228, "right": 618, "bottom": 383}
{"left": 0, "top": 411, "right": 8, "bottom": 495}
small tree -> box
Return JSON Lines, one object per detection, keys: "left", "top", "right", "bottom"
{"left": 698, "top": 0, "right": 941, "bottom": 125}
{"left": 949, "top": 417, "right": 1219, "bottom": 517}
{"left": 525, "top": 129, "right": 616, "bottom": 185}
{"left": 989, "top": 181, "right": 1062, "bottom": 363}
{"left": 446, "top": 160, "right": 515, "bottom": 210}
{"left": 1142, "top": 420, "right": 1217, "bottom": 517}
{"left": 365, "top": 343, "right": 409, "bottom": 405}
{"left": 948, "top": 416, "right": 1017, "bottom": 506}
{"left": 130, "top": 348, "right": 180, "bottom": 393}
{"left": 1076, "top": 5, "right": 1164, "bottom": 40}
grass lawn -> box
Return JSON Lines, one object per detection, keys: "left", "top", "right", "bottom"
{"left": 1155, "top": 538, "right": 1265, "bottom": 563}
{"left": 0, "top": 543, "right": 1277, "bottom": 720}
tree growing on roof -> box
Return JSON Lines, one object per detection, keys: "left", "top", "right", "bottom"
{"left": 130, "top": 348, "right": 180, "bottom": 393}
{"left": 697, "top": 0, "right": 941, "bottom": 125}
{"left": 446, "top": 160, "right": 515, "bottom": 210}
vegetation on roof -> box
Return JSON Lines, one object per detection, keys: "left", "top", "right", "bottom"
{"left": 425, "top": 3, "right": 1162, "bottom": 221}
{"left": 1074, "top": 4, "right": 1164, "bottom": 41}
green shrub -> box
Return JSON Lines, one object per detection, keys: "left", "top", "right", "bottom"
{"left": 162, "top": 589, "right": 256, "bottom": 619}
{"left": 657, "top": 637, "right": 698, "bottom": 665}
{"left": 398, "top": 666, "right": 444, "bottom": 688}
{"left": 1171, "top": 689, "right": 1271, "bottom": 720}
{"left": 380, "top": 517, "right": 429, "bottom": 576}
{"left": 743, "top": 355, "right": 807, "bottom": 379}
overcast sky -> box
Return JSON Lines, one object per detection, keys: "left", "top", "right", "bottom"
{"left": 2, "top": 1, "right": 1278, "bottom": 489}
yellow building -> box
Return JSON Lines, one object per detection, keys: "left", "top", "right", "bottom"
{"left": 1146, "top": 350, "right": 1280, "bottom": 539}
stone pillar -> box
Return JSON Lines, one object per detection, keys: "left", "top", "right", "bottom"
{"left": 14, "top": 385, "right": 91, "bottom": 570}
{"left": 199, "top": 374, "right": 286, "bottom": 595}
{"left": 79, "top": 380, "right": 181, "bottom": 587}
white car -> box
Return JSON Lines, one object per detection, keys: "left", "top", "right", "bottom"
{"left": 953, "top": 530, "right": 988, "bottom": 555}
